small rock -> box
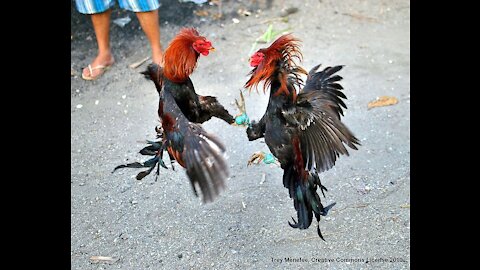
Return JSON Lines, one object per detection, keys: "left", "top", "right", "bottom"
{"left": 279, "top": 7, "right": 299, "bottom": 17}
{"left": 232, "top": 18, "right": 240, "bottom": 24}
{"left": 76, "top": 104, "right": 83, "bottom": 109}
{"left": 95, "top": 100, "right": 99, "bottom": 105}
{"left": 178, "top": 254, "right": 183, "bottom": 259}
{"left": 122, "top": 95, "right": 127, "bottom": 99}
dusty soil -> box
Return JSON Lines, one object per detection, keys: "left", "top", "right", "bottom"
{"left": 71, "top": 0, "right": 410, "bottom": 269}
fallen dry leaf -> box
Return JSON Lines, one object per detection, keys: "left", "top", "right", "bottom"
{"left": 279, "top": 7, "right": 299, "bottom": 17}
{"left": 400, "top": 203, "right": 410, "bottom": 209}
{"left": 194, "top": 10, "right": 209, "bottom": 17}
{"left": 90, "top": 256, "right": 117, "bottom": 263}
{"left": 368, "top": 96, "right": 398, "bottom": 109}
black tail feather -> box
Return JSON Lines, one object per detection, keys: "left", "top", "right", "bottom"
{"left": 283, "top": 165, "right": 335, "bottom": 239}
{"left": 112, "top": 140, "right": 169, "bottom": 180}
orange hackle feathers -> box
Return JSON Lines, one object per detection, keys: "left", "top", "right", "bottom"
{"left": 163, "top": 28, "right": 202, "bottom": 83}
{"left": 245, "top": 34, "right": 303, "bottom": 95}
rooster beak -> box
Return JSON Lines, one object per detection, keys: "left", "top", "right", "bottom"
{"left": 209, "top": 47, "right": 216, "bottom": 52}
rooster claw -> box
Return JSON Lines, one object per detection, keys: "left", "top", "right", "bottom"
{"left": 247, "top": 151, "right": 279, "bottom": 166}
{"left": 232, "top": 90, "right": 250, "bottom": 126}
{"left": 234, "top": 90, "right": 246, "bottom": 114}
{"left": 247, "top": 151, "right": 265, "bottom": 166}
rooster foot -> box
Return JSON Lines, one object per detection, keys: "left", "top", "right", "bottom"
{"left": 232, "top": 90, "right": 250, "bottom": 127}
{"left": 247, "top": 151, "right": 279, "bottom": 166}
{"left": 247, "top": 151, "right": 265, "bottom": 166}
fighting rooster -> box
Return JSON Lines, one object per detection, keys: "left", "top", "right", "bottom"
{"left": 114, "top": 28, "right": 238, "bottom": 203}
{"left": 244, "top": 34, "right": 360, "bottom": 239}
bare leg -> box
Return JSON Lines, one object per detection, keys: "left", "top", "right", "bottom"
{"left": 82, "top": 9, "right": 115, "bottom": 78}
{"left": 135, "top": 9, "right": 163, "bottom": 65}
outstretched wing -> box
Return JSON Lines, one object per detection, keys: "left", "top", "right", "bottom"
{"left": 302, "top": 65, "right": 346, "bottom": 119}
{"left": 161, "top": 88, "right": 229, "bottom": 203}
{"left": 182, "top": 123, "right": 228, "bottom": 203}
{"left": 282, "top": 65, "right": 360, "bottom": 173}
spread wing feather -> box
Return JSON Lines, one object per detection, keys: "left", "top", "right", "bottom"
{"left": 282, "top": 65, "right": 360, "bottom": 173}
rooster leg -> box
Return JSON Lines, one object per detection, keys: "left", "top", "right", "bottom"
{"left": 155, "top": 163, "right": 160, "bottom": 181}
{"left": 167, "top": 151, "right": 176, "bottom": 171}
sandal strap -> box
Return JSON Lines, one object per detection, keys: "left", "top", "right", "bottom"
{"left": 83, "top": 62, "right": 114, "bottom": 80}
{"left": 87, "top": 64, "right": 110, "bottom": 75}
{"left": 90, "top": 65, "right": 107, "bottom": 70}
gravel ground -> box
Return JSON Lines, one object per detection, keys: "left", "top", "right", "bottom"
{"left": 71, "top": 0, "right": 410, "bottom": 269}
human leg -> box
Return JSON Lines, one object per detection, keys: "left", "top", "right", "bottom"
{"left": 118, "top": 0, "right": 163, "bottom": 64}
{"left": 135, "top": 9, "right": 163, "bottom": 64}
{"left": 76, "top": 0, "right": 116, "bottom": 80}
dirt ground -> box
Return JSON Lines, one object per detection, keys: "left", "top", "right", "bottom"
{"left": 71, "top": 0, "right": 410, "bottom": 269}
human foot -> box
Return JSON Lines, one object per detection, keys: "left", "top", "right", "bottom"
{"left": 82, "top": 54, "right": 115, "bottom": 81}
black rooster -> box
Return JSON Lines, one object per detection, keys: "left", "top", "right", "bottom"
{"left": 244, "top": 34, "right": 360, "bottom": 239}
